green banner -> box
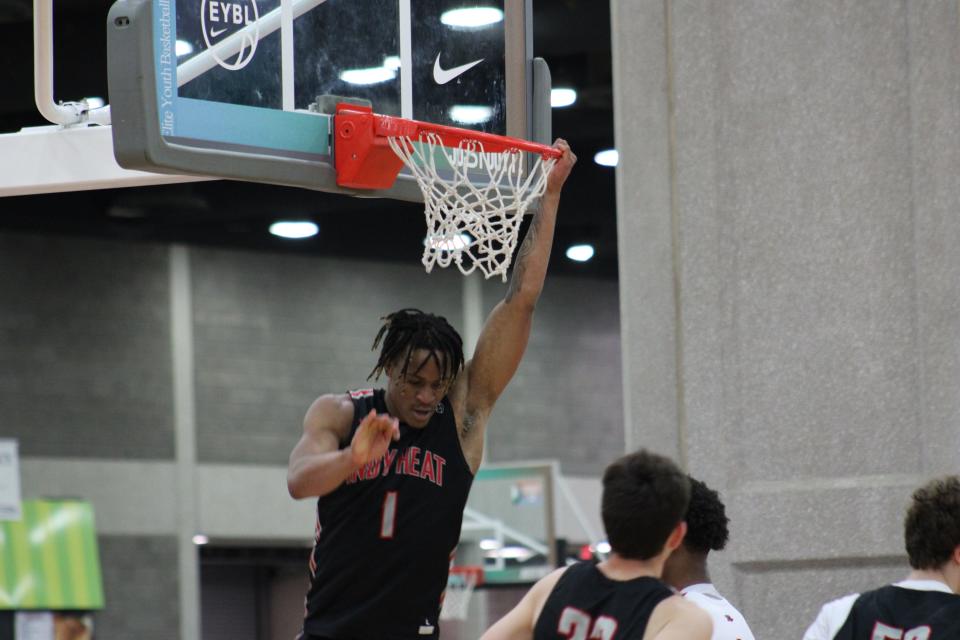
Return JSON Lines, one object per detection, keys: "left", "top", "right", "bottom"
{"left": 0, "top": 500, "right": 104, "bottom": 609}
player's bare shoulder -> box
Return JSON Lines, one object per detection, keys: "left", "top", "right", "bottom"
{"left": 644, "top": 594, "right": 713, "bottom": 640}
{"left": 304, "top": 392, "right": 356, "bottom": 444}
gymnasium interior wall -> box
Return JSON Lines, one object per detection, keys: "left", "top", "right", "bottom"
{"left": 612, "top": 0, "right": 960, "bottom": 636}
{"left": 2, "top": 232, "right": 620, "bottom": 639}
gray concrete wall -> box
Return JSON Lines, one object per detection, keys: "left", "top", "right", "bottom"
{"left": 96, "top": 536, "right": 180, "bottom": 640}
{"left": 191, "top": 248, "right": 464, "bottom": 465}
{"left": 612, "top": 0, "right": 960, "bottom": 636}
{"left": 0, "top": 235, "right": 174, "bottom": 459}
{"left": 3, "top": 232, "right": 621, "bottom": 638}
{"left": 482, "top": 275, "right": 623, "bottom": 475}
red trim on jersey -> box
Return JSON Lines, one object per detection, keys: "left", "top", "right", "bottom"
{"left": 383, "top": 449, "right": 399, "bottom": 474}
{"left": 421, "top": 450, "right": 436, "bottom": 483}
{"left": 308, "top": 510, "right": 322, "bottom": 576}
{"left": 349, "top": 388, "right": 374, "bottom": 399}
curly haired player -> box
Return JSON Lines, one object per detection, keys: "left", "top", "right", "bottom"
{"left": 661, "top": 477, "right": 755, "bottom": 640}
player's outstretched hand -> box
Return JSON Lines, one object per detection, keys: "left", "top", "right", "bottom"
{"left": 350, "top": 409, "right": 400, "bottom": 467}
{"left": 546, "top": 138, "right": 577, "bottom": 195}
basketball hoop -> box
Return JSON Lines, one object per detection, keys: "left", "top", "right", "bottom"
{"left": 439, "top": 565, "right": 484, "bottom": 621}
{"left": 334, "top": 104, "right": 561, "bottom": 281}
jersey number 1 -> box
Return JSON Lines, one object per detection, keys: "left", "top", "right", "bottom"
{"left": 559, "top": 607, "right": 618, "bottom": 640}
{"left": 380, "top": 491, "right": 398, "bottom": 539}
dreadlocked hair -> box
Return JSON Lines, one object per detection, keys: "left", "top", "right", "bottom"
{"left": 368, "top": 309, "right": 465, "bottom": 384}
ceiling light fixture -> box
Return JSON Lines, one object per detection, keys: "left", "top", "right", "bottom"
{"left": 339, "top": 67, "right": 397, "bottom": 85}
{"left": 440, "top": 7, "right": 504, "bottom": 28}
{"left": 424, "top": 233, "right": 472, "bottom": 252}
{"left": 566, "top": 244, "right": 595, "bottom": 262}
{"left": 449, "top": 105, "right": 493, "bottom": 124}
{"left": 593, "top": 149, "right": 618, "bottom": 167}
{"left": 270, "top": 221, "right": 319, "bottom": 239}
{"left": 176, "top": 40, "right": 194, "bottom": 57}
{"left": 551, "top": 88, "right": 577, "bottom": 108}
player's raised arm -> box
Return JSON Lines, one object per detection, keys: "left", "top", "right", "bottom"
{"left": 452, "top": 139, "right": 576, "bottom": 468}
{"left": 287, "top": 394, "right": 399, "bottom": 499}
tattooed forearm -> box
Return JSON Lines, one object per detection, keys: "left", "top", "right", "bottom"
{"left": 505, "top": 209, "right": 543, "bottom": 302}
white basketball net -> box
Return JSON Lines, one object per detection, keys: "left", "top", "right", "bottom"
{"left": 439, "top": 569, "right": 480, "bottom": 621}
{"left": 388, "top": 133, "right": 556, "bottom": 281}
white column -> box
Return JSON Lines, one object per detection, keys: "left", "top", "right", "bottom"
{"left": 170, "top": 245, "right": 201, "bottom": 640}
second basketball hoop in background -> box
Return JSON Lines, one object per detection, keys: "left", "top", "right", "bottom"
{"left": 334, "top": 104, "right": 560, "bottom": 281}
{"left": 440, "top": 565, "right": 484, "bottom": 621}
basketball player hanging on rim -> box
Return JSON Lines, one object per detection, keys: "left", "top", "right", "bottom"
{"left": 286, "top": 139, "right": 576, "bottom": 640}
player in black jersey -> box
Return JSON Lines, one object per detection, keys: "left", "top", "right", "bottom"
{"left": 286, "top": 140, "right": 576, "bottom": 640}
{"left": 481, "top": 450, "right": 713, "bottom": 640}
{"left": 803, "top": 475, "right": 960, "bottom": 640}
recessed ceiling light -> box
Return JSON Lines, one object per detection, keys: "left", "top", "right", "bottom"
{"left": 192, "top": 534, "right": 209, "bottom": 545}
{"left": 593, "top": 149, "right": 618, "bottom": 167}
{"left": 176, "top": 40, "right": 194, "bottom": 57}
{"left": 551, "top": 88, "right": 577, "bottom": 108}
{"left": 595, "top": 541, "right": 612, "bottom": 554}
{"left": 566, "top": 244, "right": 595, "bottom": 262}
{"left": 440, "top": 7, "right": 504, "bottom": 28}
{"left": 339, "top": 67, "right": 397, "bottom": 85}
{"left": 270, "top": 221, "right": 319, "bottom": 239}
{"left": 424, "top": 233, "right": 472, "bottom": 251}
{"left": 449, "top": 105, "right": 493, "bottom": 124}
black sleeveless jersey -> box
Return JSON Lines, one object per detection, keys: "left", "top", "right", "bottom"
{"left": 533, "top": 562, "right": 674, "bottom": 640}
{"left": 303, "top": 389, "right": 474, "bottom": 640}
{"left": 834, "top": 585, "right": 960, "bottom": 639}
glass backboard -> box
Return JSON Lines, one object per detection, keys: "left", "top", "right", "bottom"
{"left": 106, "top": 0, "right": 552, "bottom": 199}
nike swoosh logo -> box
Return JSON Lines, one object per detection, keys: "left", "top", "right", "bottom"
{"left": 433, "top": 53, "right": 484, "bottom": 85}
{"left": 210, "top": 27, "right": 228, "bottom": 37}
